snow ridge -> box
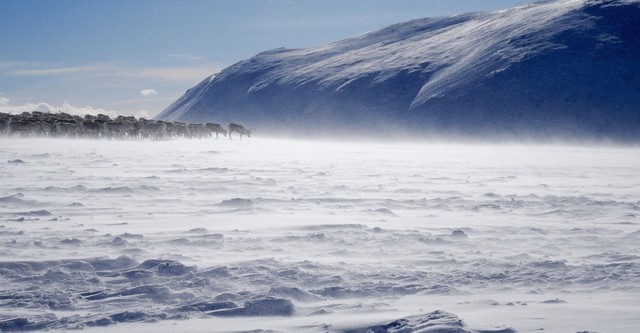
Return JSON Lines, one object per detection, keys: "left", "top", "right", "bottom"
{"left": 156, "top": 0, "right": 640, "bottom": 140}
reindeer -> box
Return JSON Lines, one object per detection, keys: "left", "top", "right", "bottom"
{"left": 81, "top": 120, "right": 104, "bottom": 138}
{"left": 228, "top": 123, "right": 251, "bottom": 140}
{"left": 55, "top": 121, "right": 82, "bottom": 138}
{"left": 138, "top": 122, "right": 168, "bottom": 140}
{"left": 0, "top": 115, "right": 10, "bottom": 135}
{"left": 104, "top": 121, "right": 135, "bottom": 139}
{"left": 171, "top": 122, "right": 188, "bottom": 138}
{"left": 10, "top": 120, "right": 42, "bottom": 137}
{"left": 205, "top": 123, "right": 227, "bottom": 138}
{"left": 186, "top": 123, "right": 210, "bottom": 139}
{"left": 39, "top": 121, "right": 56, "bottom": 137}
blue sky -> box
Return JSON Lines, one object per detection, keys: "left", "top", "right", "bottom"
{"left": 0, "top": 0, "right": 535, "bottom": 117}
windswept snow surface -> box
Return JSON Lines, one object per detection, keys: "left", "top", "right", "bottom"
{"left": 157, "top": 0, "right": 640, "bottom": 140}
{"left": 1, "top": 138, "right": 639, "bottom": 332}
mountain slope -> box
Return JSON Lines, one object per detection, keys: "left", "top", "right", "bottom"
{"left": 156, "top": 0, "right": 640, "bottom": 140}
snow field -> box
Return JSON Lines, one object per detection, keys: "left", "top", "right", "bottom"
{"left": 0, "top": 137, "right": 639, "bottom": 332}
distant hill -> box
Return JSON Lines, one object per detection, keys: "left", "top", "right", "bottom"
{"left": 156, "top": 0, "right": 640, "bottom": 140}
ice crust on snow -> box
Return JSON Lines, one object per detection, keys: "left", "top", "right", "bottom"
{"left": 157, "top": 0, "right": 640, "bottom": 140}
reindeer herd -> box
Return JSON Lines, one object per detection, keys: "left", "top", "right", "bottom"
{"left": 0, "top": 111, "right": 251, "bottom": 140}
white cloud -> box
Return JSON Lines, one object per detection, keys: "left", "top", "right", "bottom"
{"left": 0, "top": 100, "right": 119, "bottom": 118}
{"left": 136, "top": 110, "right": 151, "bottom": 119}
{"left": 0, "top": 100, "right": 159, "bottom": 119}
{"left": 6, "top": 62, "right": 223, "bottom": 83}
{"left": 0, "top": 96, "right": 9, "bottom": 107}
{"left": 8, "top": 65, "right": 112, "bottom": 76}
{"left": 140, "top": 89, "right": 159, "bottom": 97}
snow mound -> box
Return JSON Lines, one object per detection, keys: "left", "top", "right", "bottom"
{"left": 211, "top": 298, "right": 295, "bottom": 317}
{"left": 341, "top": 310, "right": 515, "bottom": 333}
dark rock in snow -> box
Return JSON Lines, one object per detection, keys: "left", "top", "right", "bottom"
{"left": 156, "top": 0, "right": 640, "bottom": 141}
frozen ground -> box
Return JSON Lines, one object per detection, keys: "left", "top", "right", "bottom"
{"left": 0, "top": 137, "right": 639, "bottom": 332}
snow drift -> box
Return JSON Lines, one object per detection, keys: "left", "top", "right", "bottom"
{"left": 1, "top": 138, "right": 639, "bottom": 332}
{"left": 156, "top": 0, "right": 640, "bottom": 140}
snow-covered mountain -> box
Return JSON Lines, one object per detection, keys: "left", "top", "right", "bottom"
{"left": 156, "top": 0, "right": 640, "bottom": 140}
